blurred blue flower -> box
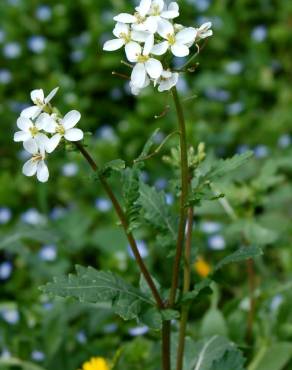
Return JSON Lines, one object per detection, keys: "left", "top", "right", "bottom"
{"left": 50, "top": 206, "right": 67, "bottom": 220}
{"left": 200, "top": 221, "right": 221, "bottom": 234}
{"left": 70, "top": 50, "right": 84, "bottom": 63}
{"left": 96, "top": 125, "right": 117, "bottom": 142}
{"left": 3, "top": 42, "right": 21, "bottom": 59}
{"left": 225, "top": 61, "right": 243, "bottom": 75}
{"left": 31, "top": 350, "right": 45, "bottom": 362}
{"left": 0, "top": 69, "right": 12, "bottom": 84}
{"left": 76, "top": 330, "right": 87, "bottom": 344}
{"left": 1, "top": 309, "right": 19, "bottom": 325}
{"left": 27, "top": 36, "right": 46, "bottom": 53}
{"left": 128, "top": 240, "right": 148, "bottom": 259}
{"left": 236, "top": 144, "right": 250, "bottom": 154}
{"left": 254, "top": 145, "right": 269, "bottom": 158}
{"left": 0, "top": 207, "right": 12, "bottom": 224}
{"left": 165, "top": 193, "right": 174, "bottom": 205}
{"left": 95, "top": 198, "right": 112, "bottom": 212}
{"left": 36, "top": 5, "right": 52, "bottom": 21}
{"left": 205, "top": 88, "right": 230, "bottom": 102}
{"left": 278, "top": 134, "right": 291, "bottom": 148}
{"left": 110, "top": 88, "right": 123, "bottom": 100}
{"left": 251, "top": 25, "right": 267, "bottom": 42}
{"left": 176, "top": 77, "right": 188, "bottom": 94}
{"left": 226, "top": 101, "right": 244, "bottom": 115}
{"left": 0, "top": 262, "right": 13, "bottom": 280}
{"left": 270, "top": 294, "right": 283, "bottom": 312}
{"left": 128, "top": 325, "right": 149, "bottom": 336}
{"left": 188, "top": 0, "right": 211, "bottom": 12}
{"left": 208, "top": 234, "right": 226, "bottom": 250}
{"left": 62, "top": 162, "right": 79, "bottom": 177}
{"left": 0, "top": 348, "right": 11, "bottom": 359}
{"left": 39, "top": 245, "right": 57, "bottom": 262}
{"left": 155, "top": 178, "right": 168, "bottom": 190}
{"left": 103, "top": 323, "right": 118, "bottom": 333}
{"left": 21, "top": 208, "right": 45, "bottom": 225}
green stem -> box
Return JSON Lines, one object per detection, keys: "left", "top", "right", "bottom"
{"left": 75, "top": 142, "right": 164, "bottom": 309}
{"left": 162, "top": 321, "right": 171, "bottom": 370}
{"left": 169, "top": 87, "right": 190, "bottom": 307}
{"left": 176, "top": 207, "right": 194, "bottom": 370}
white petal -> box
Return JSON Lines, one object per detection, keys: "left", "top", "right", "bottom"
{"left": 171, "top": 42, "right": 190, "bottom": 57}
{"left": 20, "top": 106, "right": 41, "bottom": 119}
{"left": 145, "top": 58, "right": 163, "bottom": 79}
{"left": 35, "top": 133, "right": 49, "bottom": 150}
{"left": 153, "top": 0, "right": 164, "bottom": 12}
{"left": 113, "top": 13, "right": 136, "bottom": 23}
{"left": 103, "top": 38, "right": 125, "bottom": 51}
{"left": 144, "top": 16, "right": 159, "bottom": 33}
{"left": 157, "top": 19, "right": 174, "bottom": 39}
{"left": 199, "top": 22, "right": 212, "bottom": 32}
{"left": 151, "top": 41, "right": 169, "bottom": 55}
{"left": 37, "top": 161, "right": 49, "bottom": 183}
{"left": 161, "top": 2, "right": 179, "bottom": 19}
{"left": 17, "top": 116, "right": 32, "bottom": 131}
{"left": 143, "top": 34, "right": 154, "bottom": 56}
{"left": 125, "top": 41, "right": 141, "bottom": 62}
{"left": 36, "top": 113, "right": 56, "bottom": 133}
{"left": 23, "top": 159, "right": 38, "bottom": 177}
{"left": 131, "top": 30, "right": 149, "bottom": 43}
{"left": 113, "top": 22, "right": 129, "bottom": 38}
{"left": 14, "top": 131, "right": 31, "bottom": 142}
{"left": 136, "top": 0, "right": 151, "bottom": 17}
{"left": 176, "top": 27, "right": 197, "bottom": 44}
{"left": 64, "top": 128, "right": 84, "bottom": 142}
{"left": 46, "top": 134, "right": 61, "bottom": 153}
{"left": 23, "top": 138, "right": 38, "bottom": 155}
{"left": 131, "top": 63, "right": 147, "bottom": 88}
{"left": 45, "top": 87, "right": 59, "bottom": 104}
{"left": 158, "top": 73, "right": 179, "bottom": 92}
{"left": 31, "top": 89, "right": 44, "bottom": 103}
{"left": 61, "top": 110, "right": 81, "bottom": 130}
{"left": 198, "top": 30, "right": 213, "bottom": 39}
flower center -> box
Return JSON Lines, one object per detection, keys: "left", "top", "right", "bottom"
{"left": 32, "top": 153, "right": 43, "bottom": 162}
{"left": 120, "top": 32, "right": 131, "bottom": 43}
{"left": 29, "top": 126, "right": 39, "bottom": 137}
{"left": 134, "top": 12, "right": 146, "bottom": 24}
{"left": 56, "top": 124, "right": 65, "bottom": 135}
{"left": 137, "top": 54, "right": 149, "bottom": 63}
{"left": 33, "top": 98, "right": 44, "bottom": 107}
{"left": 151, "top": 5, "right": 160, "bottom": 16}
{"left": 167, "top": 33, "right": 176, "bottom": 45}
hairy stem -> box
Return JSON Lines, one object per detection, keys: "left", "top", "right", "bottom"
{"left": 176, "top": 206, "right": 194, "bottom": 370}
{"left": 75, "top": 142, "right": 164, "bottom": 309}
{"left": 169, "top": 87, "right": 189, "bottom": 307}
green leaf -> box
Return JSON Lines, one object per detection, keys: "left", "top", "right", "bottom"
{"left": 0, "top": 358, "right": 47, "bottom": 370}
{"left": 136, "top": 128, "right": 160, "bottom": 161}
{"left": 248, "top": 342, "right": 292, "bottom": 370}
{"left": 182, "top": 279, "right": 213, "bottom": 303}
{"left": 209, "top": 151, "right": 254, "bottom": 180}
{"left": 201, "top": 307, "right": 228, "bottom": 337}
{"left": 99, "top": 159, "right": 126, "bottom": 177}
{"left": 41, "top": 266, "right": 152, "bottom": 321}
{"left": 211, "top": 349, "right": 246, "bottom": 370}
{"left": 139, "top": 182, "right": 177, "bottom": 245}
{"left": 122, "top": 167, "right": 141, "bottom": 231}
{"left": 215, "top": 246, "right": 263, "bottom": 271}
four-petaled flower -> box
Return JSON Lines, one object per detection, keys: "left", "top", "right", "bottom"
{"left": 152, "top": 19, "right": 197, "bottom": 57}
{"left": 114, "top": 0, "right": 151, "bottom": 32}
{"left": 196, "top": 22, "right": 213, "bottom": 40}
{"left": 14, "top": 113, "right": 50, "bottom": 143}
{"left": 126, "top": 37, "right": 163, "bottom": 88}
{"left": 22, "top": 138, "right": 50, "bottom": 183}
{"left": 144, "top": 0, "right": 179, "bottom": 33}
{"left": 154, "top": 69, "right": 179, "bottom": 92}
{"left": 20, "top": 87, "right": 59, "bottom": 119}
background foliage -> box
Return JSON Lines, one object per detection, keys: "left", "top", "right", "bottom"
{"left": 0, "top": 0, "right": 292, "bottom": 369}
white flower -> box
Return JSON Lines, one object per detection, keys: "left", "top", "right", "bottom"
{"left": 196, "top": 22, "right": 213, "bottom": 40}
{"left": 20, "top": 87, "right": 59, "bottom": 119}
{"left": 154, "top": 70, "right": 179, "bottom": 92}
{"left": 103, "top": 22, "right": 149, "bottom": 51}
{"left": 22, "top": 138, "right": 50, "bottom": 183}
{"left": 43, "top": 110, "right": 83, "bottom": 149}
{"left": 144, "top": 1, "right": 179, "bottom": 33}
{"left": 113, "top": 0, "right": 151, "bottom": 31}
{"left": 129, "top": 76, "right": 150, "bottom": 95}
{"left": 151, "top": 19, "right": 197, "bottom": 57}
{"left": 125, "top": 37, "right": 162, "bottom": 88}
{"left": 14, "top": 113, "right": 51, "bottom": 143}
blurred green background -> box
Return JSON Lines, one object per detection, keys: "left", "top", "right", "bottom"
{"left": 1, "top": 0, "right": 292, "bottom": 369}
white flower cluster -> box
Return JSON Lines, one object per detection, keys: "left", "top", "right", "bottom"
{"left": 103, "top": 0, "right": 213, "bottom": 95}
{"left": 14, "top": 88, "right": 84, "bottom": 182}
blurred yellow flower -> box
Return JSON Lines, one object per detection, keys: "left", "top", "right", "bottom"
{"left": 81, "top": 357, "right": 109, "bottom": 370}
{"left": 194, "top": 257, "right": 211, "bottom": 277}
